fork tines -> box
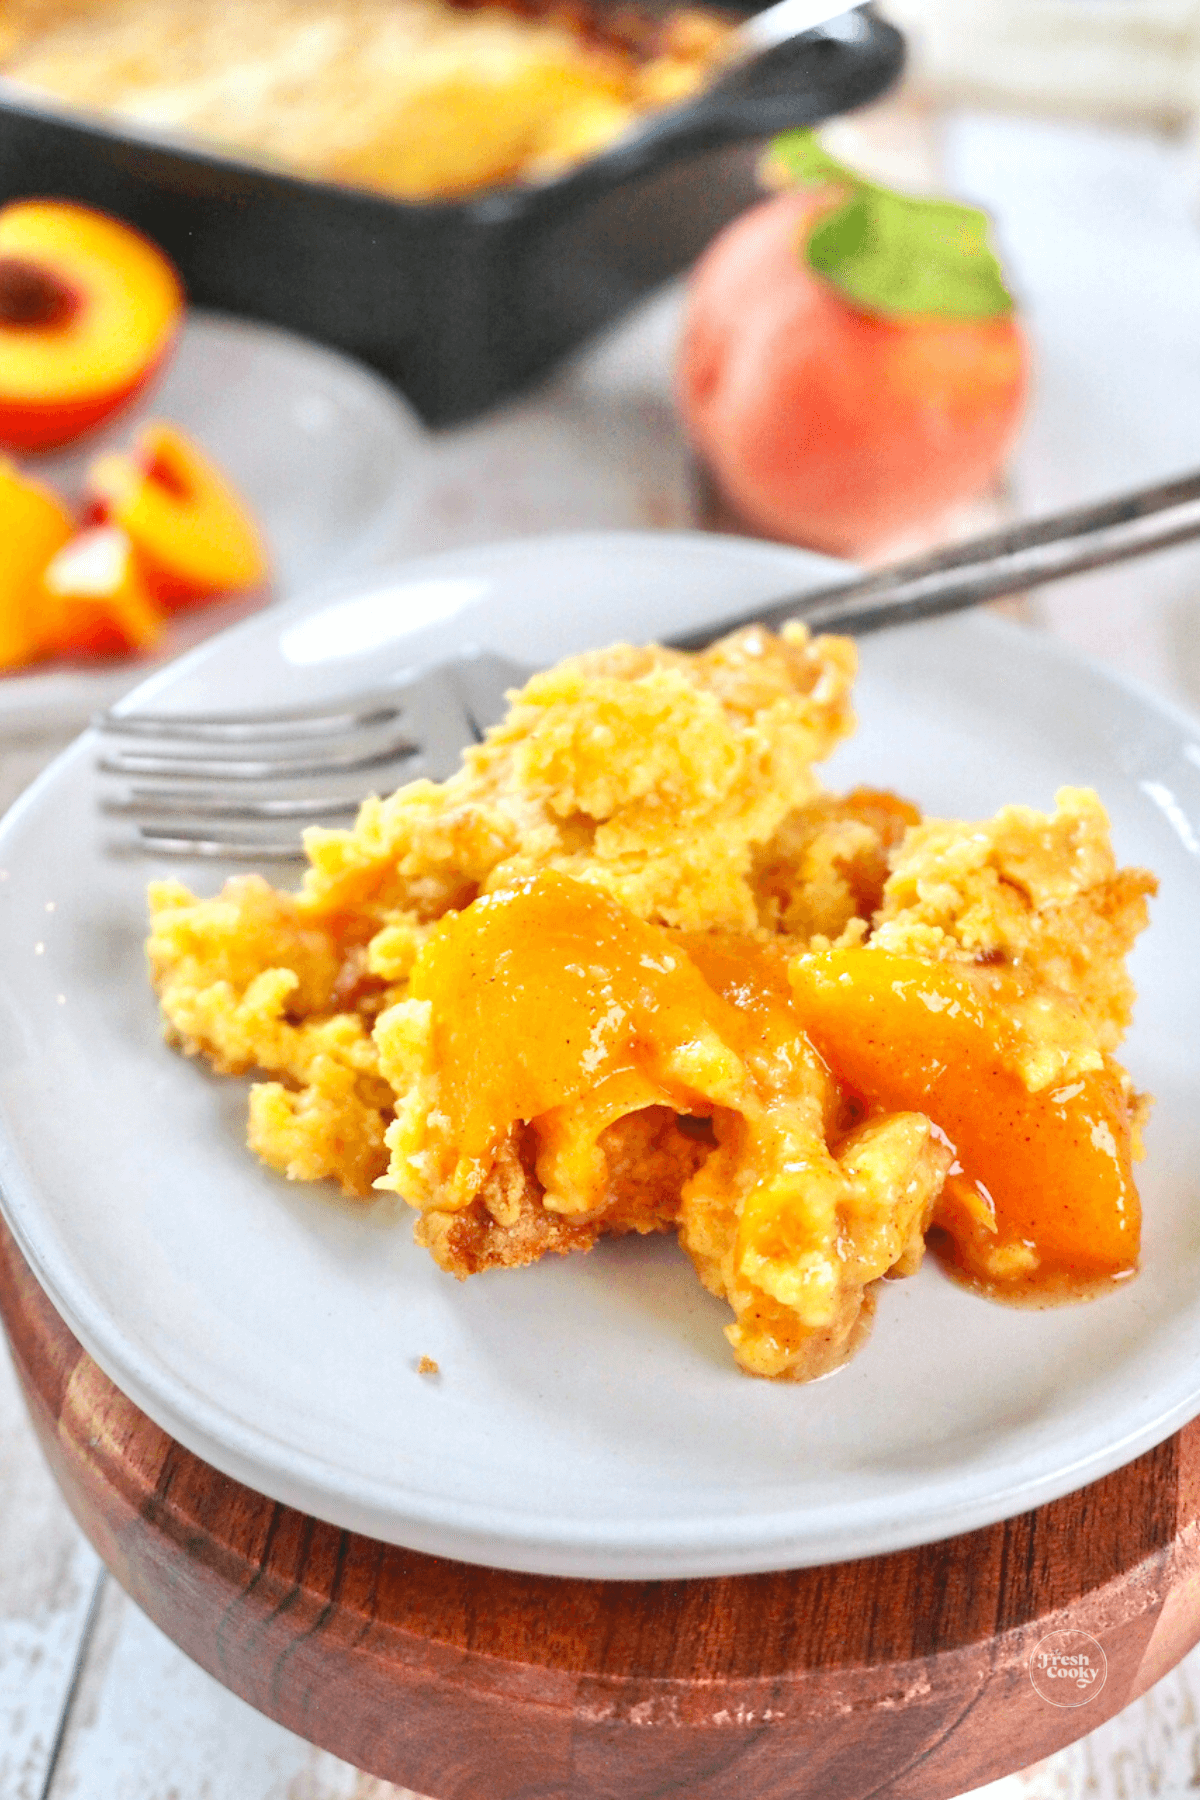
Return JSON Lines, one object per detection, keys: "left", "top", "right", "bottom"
{"left": 92, "top": 691, "right": 406, "bottom": 742}
{"left": 102, "top": 787, "right": 361, "bottom": 821}
{"left": 95, "top": 651, "right": 531, "bottom": 862}
{"left": 95, "top": 689, "right": 419, "bottom": 861}
{"left": 96, "top": 731, "right": 417, "bottom": 784}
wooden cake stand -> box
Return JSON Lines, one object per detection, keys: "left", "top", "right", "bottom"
{"left": 4, "top": 1214, "right": 1200, "bottom": 1800}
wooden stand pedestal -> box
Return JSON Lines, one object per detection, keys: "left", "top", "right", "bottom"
{"left": 4, "top": 1214, "right": 1200, "bottom": 1800}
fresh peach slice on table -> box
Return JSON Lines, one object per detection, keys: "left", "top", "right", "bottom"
{"left": 787, "top": 947, "right": 1141, "bottom": 1294}
{"left": 89, "top": 423, "right": 269, "bottom": 609}
{"left": 0, "top": 458, "right": 73, "bottom": 668}
{"left": 0, "top": 201, "right": 182, "bottom": 453}
{"left": 39, "top": 525, "right": 164, "bottom": 659}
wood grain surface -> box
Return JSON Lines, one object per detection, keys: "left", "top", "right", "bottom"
{"left": 4, "top": 1216, "right": 1200, "bottom": 1800}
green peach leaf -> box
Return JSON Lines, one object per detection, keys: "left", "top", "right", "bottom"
{"left": 805, "top": 187, "right": 1014, "bottom": 321}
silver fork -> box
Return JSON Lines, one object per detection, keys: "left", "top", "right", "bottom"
{"left": 95, "top": 652, "right": 525, "bottom": 860}
{"left": 95, "top": 466, "right": 1200, "bottom": 860}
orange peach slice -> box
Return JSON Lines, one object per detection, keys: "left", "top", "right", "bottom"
{"left": 38, "top": 526, "right": 164, "bottom": 659}
{"left": 787, "top": 947, "right": 1141, "bottom": 1294}
{"left": 407, "top": 870, "right": 741, "bottom": 1205}
{"left": 88, "top": 423, "right": 269, "bottom": 609}
{"left": 0, "top": 458, "right": 73, "bottom": 669}
{"left": 0, "top": 201, "right": 183, "bottom": 453}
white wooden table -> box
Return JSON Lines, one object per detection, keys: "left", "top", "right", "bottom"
{"left": 5, "top": 98, "right": 1200, "bottom": 1800}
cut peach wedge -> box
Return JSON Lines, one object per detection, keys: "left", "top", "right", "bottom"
{"left": 0, "top": 202, "right": 183, "bottom": 453}
{"left": 0, "top": 458, "right": 74, "bottom": 669}
{"left": 88, "top": 423, "right": 269, "bottom": 609}
{"left": 38, "top": 526, "right": 164, "bottom": 659}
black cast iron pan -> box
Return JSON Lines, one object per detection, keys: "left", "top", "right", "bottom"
{"left": 0, "top": 4, "right": 903, "bottom": 422}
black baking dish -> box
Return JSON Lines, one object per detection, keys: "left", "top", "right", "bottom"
{"left": 0, "top": 4, "right": 903, "bottom": 423}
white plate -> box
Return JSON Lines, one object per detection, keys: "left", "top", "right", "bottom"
{"left": 0, "top": 531, "right": 1197, "bottom": 1581}
{"left": 0, "top": 309, "right": 419, "bottom": 734}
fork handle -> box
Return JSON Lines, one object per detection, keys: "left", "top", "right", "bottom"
{"left": 671, "top": 467, "right": 1200, "bottom": 646}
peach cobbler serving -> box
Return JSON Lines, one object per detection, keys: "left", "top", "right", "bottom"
{"left": 148, "top": 625, "right": 1155, "bottom": 1381}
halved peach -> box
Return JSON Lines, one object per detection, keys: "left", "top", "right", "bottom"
{"left": 0, "top": 458, "right": 74, "bottom": 669}
{"left": 38, "top": 525, "right": 164, "bottom": 659}
{"left": 0, "top": 201, "right": 183, "bottom": 453}
{"left": 88, "top": 423, "right": 269, "bottom": 609}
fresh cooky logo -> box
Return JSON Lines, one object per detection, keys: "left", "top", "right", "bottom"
{"left": 1028, "top": 1630, "right": 1107, "bottom": 1707}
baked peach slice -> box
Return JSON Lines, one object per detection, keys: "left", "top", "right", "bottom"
{"left": 787, "top": 947, "right": 1141, "bottom": 1295}
{"left": 0, "top": 458, "right": 73, "bottom": 669}
{"left": 88, "top": 423, "right": 269, "bottom": 609}
{"left": 39, "top": 526, "right": 164, "bottom": 659}
{"left": 0, "top": 201, "right": 183, "bottom": 453}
